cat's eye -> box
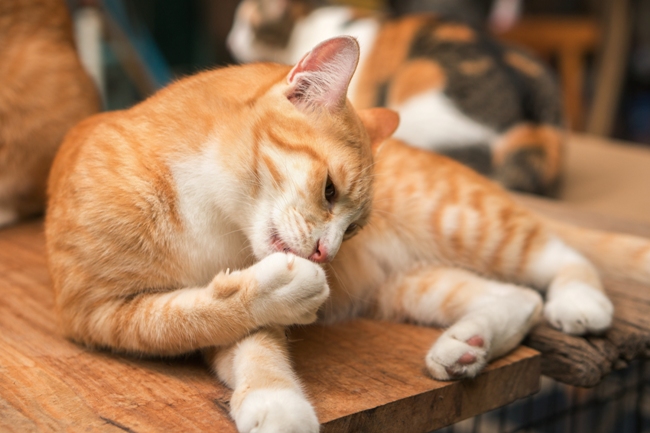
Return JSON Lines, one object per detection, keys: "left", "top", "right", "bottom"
{"left": 324, "top": 177, "right": 337, "bottom": 203}
{"left": 344, "top": 223, "right": 359, "bottom": 239}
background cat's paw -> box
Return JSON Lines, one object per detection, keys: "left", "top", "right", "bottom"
{"left": 426, "top": 328, "right": 489, "bottom": 381}
{"left": 251, "top": 253, "right": 329, "bottom": 326}
{"left": 544, "top": 282, "right": 613, "bottom": 335}
{"left": 234, "top": 388, "right": 319, "bottom": 433}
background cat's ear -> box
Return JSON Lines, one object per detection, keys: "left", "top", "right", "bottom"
{"left": 358, "top": 108, "right": 400, "bottom": 151}
{"left": 286, "top": 36, "right": 359, "bottom": 110}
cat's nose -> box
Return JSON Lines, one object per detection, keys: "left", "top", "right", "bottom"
{"left": 308, "top": 239, "right": 329, "bottom": 263}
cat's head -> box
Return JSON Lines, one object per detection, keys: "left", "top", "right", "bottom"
{"left": 228, "top": 0, "right": 317, "bottom": 63}
{"left": 242, "top": 36, "right": 398, "bottom": 263}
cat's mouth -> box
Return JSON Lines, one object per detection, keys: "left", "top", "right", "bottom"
{"left": 270, "top": 231, "right": 299, "bottom": 256}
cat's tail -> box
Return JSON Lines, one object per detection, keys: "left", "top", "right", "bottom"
{"left": 545, "top": 218, "right": 650, "bottom": 285}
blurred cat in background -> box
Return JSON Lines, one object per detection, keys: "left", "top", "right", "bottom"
{"left": 0, "top": 0, "right": 100, "bottom": 227}
{"left": 228, "top": 0, "right": 564, "bottom": 195}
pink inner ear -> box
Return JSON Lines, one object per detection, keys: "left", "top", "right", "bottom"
{"left": 287, "top": 36, "right": 360, "bottom": 110}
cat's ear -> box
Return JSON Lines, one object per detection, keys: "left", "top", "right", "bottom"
{"left": 357, "top": 108, "right": 400, "bottom": 151}
{"left": 286, "top": 36, "right": 359, "bottom": 111}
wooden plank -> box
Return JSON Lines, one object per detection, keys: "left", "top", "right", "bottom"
{"left": 0, "top": 220, "right": 540, "bottom": 432}
{"left": 292, "top": 321, "right": 539, "bottom": 433}
{"left": 518, "top": 195, "right": 650, "bottom": 387}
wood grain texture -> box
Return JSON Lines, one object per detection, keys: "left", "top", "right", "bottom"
{"left": 518, "top": 194, "right": 650, "bottom": 387}
{"left": 0, "top": 220, "right": 540, "bottom": 432}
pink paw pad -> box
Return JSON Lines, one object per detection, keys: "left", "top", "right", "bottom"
{"left": 457, "top": 352, "right": 477, "bottom": 365}
{"left": 466, "top": 335, "right": 484, "bottom": 347}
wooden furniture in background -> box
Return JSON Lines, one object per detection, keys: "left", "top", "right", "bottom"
{"left": 560, "top": 133, "right": 650, "bottom": 225}
{"left": 497, "top": 16, "right": 601, "bottom": 131}
{"left": 585, "top": 0, "right": 632, "bottom": 136}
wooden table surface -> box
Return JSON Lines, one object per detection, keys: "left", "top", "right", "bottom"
{"left": 2, "top": 194, "right": 650, "bottom": 432}
{"left": 0, "top": 221, "right": 539, "bottom": 433}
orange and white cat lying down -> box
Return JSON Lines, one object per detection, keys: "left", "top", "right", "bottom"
{"left": 46, "top": 37, "right": 649, "bottom": 433}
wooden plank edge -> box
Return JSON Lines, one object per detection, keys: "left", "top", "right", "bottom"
{"left": 321, "top": 349, "right": 541, "bottom": 433}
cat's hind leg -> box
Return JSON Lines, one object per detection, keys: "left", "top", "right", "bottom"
{"left": 377, "top": 266, "right": 543, "bottom": 380}
{"left": 523, "top": 235, "right": 613, "bottom": 335}
{"left": 208, "top": 327, "right": 319, "bottom": 433}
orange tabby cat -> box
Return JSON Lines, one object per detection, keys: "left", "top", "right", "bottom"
{"left": 46, "top": 37, "right": 650, "bottom": 433}
{"left": 0, "top": 0, "right": 100, "bottom": 227}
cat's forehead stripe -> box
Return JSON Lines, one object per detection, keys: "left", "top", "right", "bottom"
{"left": 261, "top": 154, "right": 284, "bottom": 186}
{"left": 264, "top": 127, "right": 324, "bottom": 163}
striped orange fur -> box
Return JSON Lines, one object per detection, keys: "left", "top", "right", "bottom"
{"left": 46, "top": 37, "right": 649, "bottom": 432}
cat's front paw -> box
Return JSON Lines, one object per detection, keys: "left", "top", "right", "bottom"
{"left": 250, "top": 253, "right": 329, "bottom": 326}
{"left": 234, "top": 388, "right": 319, "bottom": 433}
{"left": 426, "top": 328, "right": 489, "bottom": 381}
{"left": 544, "top": 282, "right": 613, "bottom": 335}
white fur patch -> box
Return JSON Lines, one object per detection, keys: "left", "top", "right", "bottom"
{"left": 234, "top": 388, "right": 319, "bottom": 433}
{"left": 544, "top": 281, "right": 613, "bottom": 335}
{"left": 391, "top": 89, "right": 498, "bottom": 151}
{"left": 170, "top": 142, "right": 254, "bottom": 285}
{"left": 525, "top": 236, "right": 589, "bottom": 289}
{"left": 426, "top": 321, "right": 489, "bottom": 380}
{"left": 250, "top": 252, "right": 330, "bottom": 326}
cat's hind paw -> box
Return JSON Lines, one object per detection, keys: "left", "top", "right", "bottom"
{"left": 544, "top": 282, "right": 613, "bottom": 335}
{"left": 426, "top": 331, "right": 489, "bottom": 381}
{"left": 234, "top": 388, "right": 319, "bottom": 433}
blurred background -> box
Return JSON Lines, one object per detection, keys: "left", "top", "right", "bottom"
{"left": 67, "top": 0, "right": 650, "bottom": 144}
{"left": 64, "top": 0, "right": 650, "bottom": 225}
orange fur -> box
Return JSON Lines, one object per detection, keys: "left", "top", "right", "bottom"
{"left": 387, "top": 59, "right": 447, "bottom": 106}
{"left": 352, "top": 14, "right": 435, "bottom": 108}
{"left": 433, "top": 23, "right": 476, "bottom": 43}
{"left": 0, "top": 0, "right": 99, "bottom": 225}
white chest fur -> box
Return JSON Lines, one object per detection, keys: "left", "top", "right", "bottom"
{"left": 170, "top": 143, "right": 254, "bottom": 285}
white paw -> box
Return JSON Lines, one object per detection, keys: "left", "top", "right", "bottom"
{"left": 544, "top": 282, "right": 613, "bottom": 335}
{"left": 426, "top": 326, "right": 489, "bottom": 380}
{"left": 234, "top": 389, "right": 319, "bottom": 433}
{"left": 251, "top": 253, "right": 329, "bottom": 326}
